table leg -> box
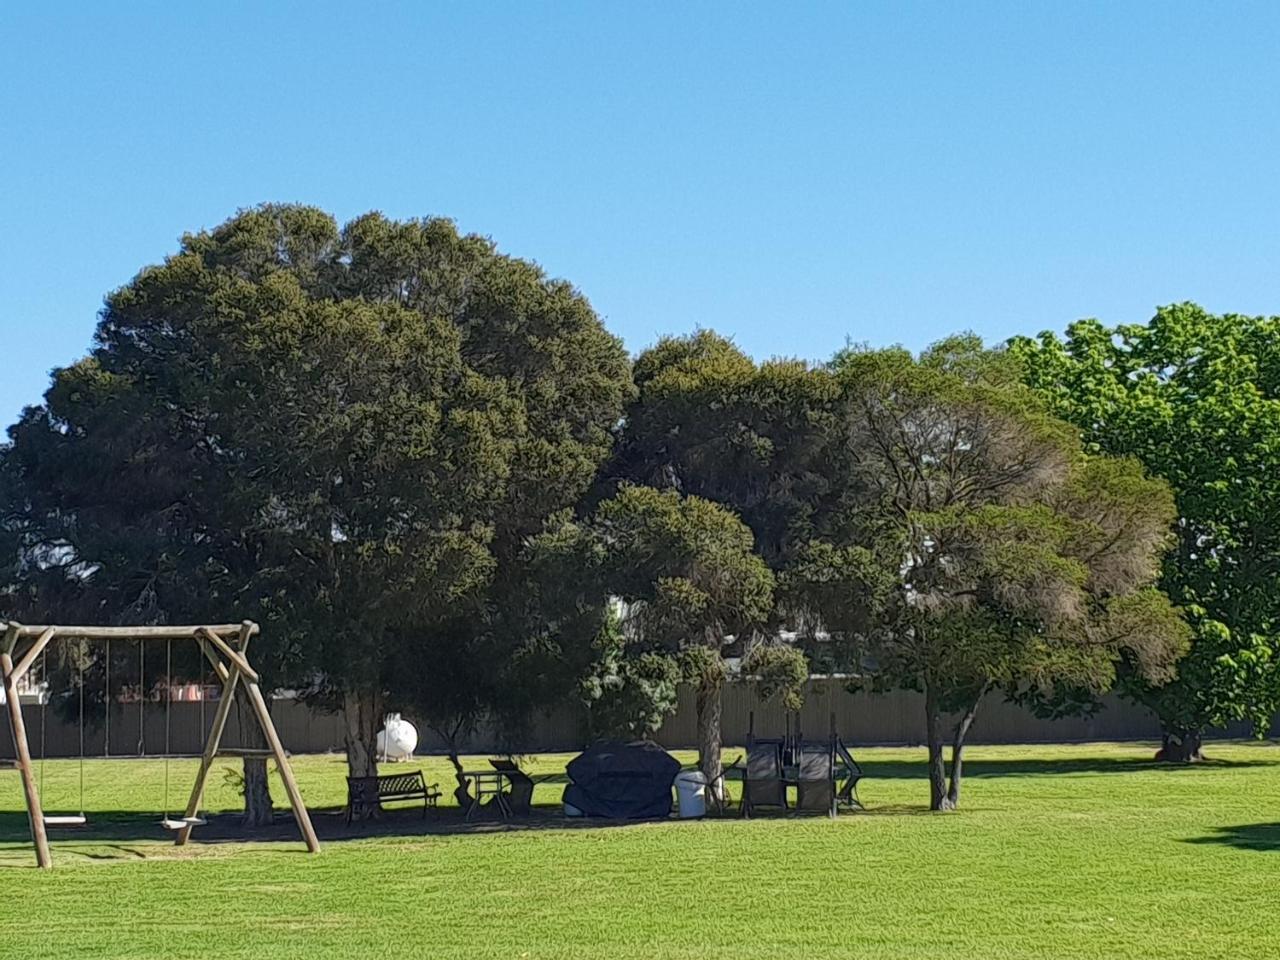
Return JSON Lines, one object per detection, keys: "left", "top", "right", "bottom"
{"left": 464, "top": 780, "right": 480, "bottom": 822}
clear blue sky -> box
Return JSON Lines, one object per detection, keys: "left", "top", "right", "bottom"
{"left": 3, "top": 2, "right": 1279, "bottom": 430}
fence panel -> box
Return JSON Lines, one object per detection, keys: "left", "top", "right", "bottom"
{"left": 3, "top": 684, "right": 1265, "bottom": 759}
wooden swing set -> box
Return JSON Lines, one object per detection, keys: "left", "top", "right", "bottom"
{"left": 1, "top": 620, "right": 320, "bottom": 868}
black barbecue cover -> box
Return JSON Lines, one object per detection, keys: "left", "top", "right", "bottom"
{"left": 562, "top": 740, "right": 681, "bottom": 819}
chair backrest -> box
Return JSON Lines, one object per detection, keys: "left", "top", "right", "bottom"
{"left": 488, "top": 757, "right": 534, "bottom": 812}
{"left": 491, "top": 757, "right": 533, "bottom": 787}
{"left": 795, "top": 742, "right": 835, "bottom": 813}
{"left": 747, "top": 740, "right": 782, "bottom": 777}
{"left": 506, "top": 774, "right": 534, "bottom": 813}
{"left": 744, "top": 740, "right": 786, "bottom": 807}
{"left": 797, "top": 742, "right": 833, "bottom": 781}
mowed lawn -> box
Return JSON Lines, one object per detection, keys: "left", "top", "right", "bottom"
{"left": 2, "top": 742, "right": 1279, "bottom": 959}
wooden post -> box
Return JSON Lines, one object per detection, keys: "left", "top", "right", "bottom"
{"left": 2, "top": 639, "right": 52, "bottom": 868}
{"left": 196, "top": 627, "right": 259, "bottom": 683}
{"left": 193, "top": 635, "right": 230, "bottom": 684}
{"left": 242, "top": 678, "right": 320, "bottom": 853}
{"left": 10, "top": 626, "right": 57, "bottom": 683}
{"left": 234, "top": 621, "right": 319, "bottom": 854}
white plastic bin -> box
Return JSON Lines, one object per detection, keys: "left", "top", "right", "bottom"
{"left": 674, "top": 770, "right": 707, "bottom": 818}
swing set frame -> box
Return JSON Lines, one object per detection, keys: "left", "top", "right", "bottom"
{"left": 2, "top": 620, "right": 321, "bottom": 868}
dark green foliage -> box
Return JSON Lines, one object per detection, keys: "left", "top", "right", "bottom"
{"left": 549, "top": 483, "right": 774, "bottom": 783}
{"left": 741, "top": 643, "right": 809, "bottom": 712}
{"left": 578, "top": 607, "right": 682, "bottom": 739}
{"left": 0, "top": 204, "right": 633, "bottom": 779}
{"left": 607, "top": 330, "right": 838, "bottom": 568}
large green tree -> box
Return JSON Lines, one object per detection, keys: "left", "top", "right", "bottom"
{"left": 598, "top": 331, "right": 835, "bottom": 746}
{"left": 1011, "top": 305, "right": 1280, "bottom": 760}
{"left": 550, "top": 484, "right": 775, "bottom": 792}
{"left": 788, "top": 338, "right": 1188, "bottom": 809}
{"left": 606, "top": 330, "right": 838, "bottom": 568}
{"left": 0, "top": 206, "right": 632, "bottom": 799}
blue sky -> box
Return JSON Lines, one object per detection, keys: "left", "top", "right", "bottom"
{"left": 3, "top": 2, "right": 1279, "bottom": 429}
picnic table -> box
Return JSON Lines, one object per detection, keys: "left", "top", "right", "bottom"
{"left": 461, "top": 768, "right": 511, "bottom": 820}
{"left": 460, "top": 762, "right": 559, "bottom": 820}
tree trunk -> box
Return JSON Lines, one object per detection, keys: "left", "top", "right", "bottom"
{"left": 238, "top": 699, "right": 274, "bottom": 827}
{"left": 447, "top": 748, "right": 470, "bottom": 808}
{"left": 945, "top": 691, "right": 985, "bottom": 809}
{"left": 695, "top": 673, "right": 724, "bottom": 800}
{"left": 1156, "top": 728, "right": 1205, "bottom": 763}
{"left": 343, "top": 686, "right": 382, "bottom": 799}
{"left": 924, "top": 683, "right": 951, "bottom": 811}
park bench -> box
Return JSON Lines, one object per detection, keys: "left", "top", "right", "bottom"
{"left": 346, "top": 770, "right": 441, "bottom": 823}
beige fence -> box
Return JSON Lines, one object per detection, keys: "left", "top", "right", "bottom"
{"left": 3, "top": 681, "right": 1201, "bottom": 760}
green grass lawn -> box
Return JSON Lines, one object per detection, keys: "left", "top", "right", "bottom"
{"left": 2, "top": 741, "right": 1279, "bottom": 959}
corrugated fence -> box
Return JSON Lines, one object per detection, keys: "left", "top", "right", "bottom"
{"left": 4, "top": 681, "right": 1238, "bottom": 759}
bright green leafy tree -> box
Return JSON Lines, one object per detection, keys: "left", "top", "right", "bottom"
{"left": 1011, "top": 305, "right": 1280, "bottom": 759}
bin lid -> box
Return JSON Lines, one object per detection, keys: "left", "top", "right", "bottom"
{"left": 675, "top": 770, "right": 707, "bottom": 784}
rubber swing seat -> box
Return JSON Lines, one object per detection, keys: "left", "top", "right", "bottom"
{"left": 43, "top": 815, "right": 87, "bottom": 827}
{"left": 160, "top": 816, "right": 207, "bottom": 830}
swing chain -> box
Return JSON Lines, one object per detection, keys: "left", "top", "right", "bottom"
{"left": 162, "top": 636, "right": 172, "bottom": 818}
{"left": 103, "top": 638, "right": 111, "bottom": 758}
{"left": 77, "top": 639, "right": 85, "bottom": 816}
{"left": 38, "top": 646, "right": 47, "bottom": 796}
{"left": 136, "top": 638, "right": 145, "bottom": 757}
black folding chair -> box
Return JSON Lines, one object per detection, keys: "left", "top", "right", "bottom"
{"left": 794, "top": 740, "right": 837, "bottom": 818}
{"left": 741, "top": 739, "right": 787, "bottom": 817}
{"left": 835, "top": 737, "right": 865, "bottom": 810}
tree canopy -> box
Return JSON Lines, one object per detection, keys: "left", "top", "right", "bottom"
{"left": 606, "top": 330, "right": 838, "bottom": 569}
{"left": 2, "top": 208, "right": 1242, "bottom": 817}
{"left": 550, "top": 483, "right": 774, "bottom": 788}
{"left": 787, "top": 337, "right": 1188, "bottom": 808}
{"left": 0, "top": 205, "right": 632, "bottom": 793}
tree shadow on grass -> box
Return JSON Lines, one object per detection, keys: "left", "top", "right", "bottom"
{"left": 1184, "top": 822, "right": 1280, "bottom": 852}
{"left": 0, "top": 801, "right": 733, "bottom": 862}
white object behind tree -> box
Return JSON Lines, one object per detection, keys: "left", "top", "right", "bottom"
{"left": 376, "top": 713, "right": 418, "bottom": 762}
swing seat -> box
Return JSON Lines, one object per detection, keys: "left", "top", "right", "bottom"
{"left": 160, "top": 816, "right": 207, "bottom": 830}
{"left": 43, "top": 815, "right": 87, "bottom": 827}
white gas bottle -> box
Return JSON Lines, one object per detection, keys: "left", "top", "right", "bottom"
{"left": 376, "top": 713, "right": 419, "bottom": 761}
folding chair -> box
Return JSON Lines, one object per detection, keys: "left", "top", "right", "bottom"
{"left": 741, "top": 739, "right": 787, "bottom": 817}
{"left": 835, "top": 737, "right": 865, "bottom": 810}
{"left": 794, "top": 740, "right": 837, "bottom": 818}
